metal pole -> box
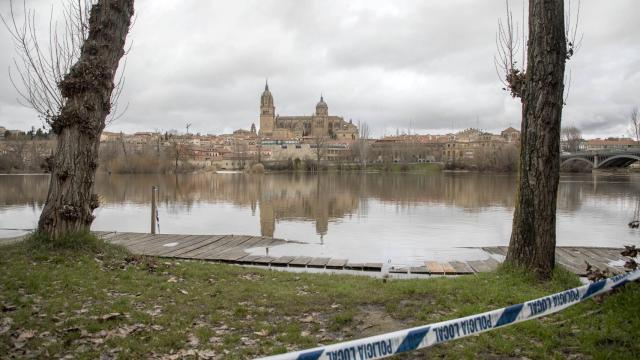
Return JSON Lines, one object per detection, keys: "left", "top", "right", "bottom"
{"left": 151, "top": 186, "right": 157, "bottom": 234}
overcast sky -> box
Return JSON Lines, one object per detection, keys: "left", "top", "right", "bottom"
{"left": 1, "top": 0, "right": 639, "bottom": 138}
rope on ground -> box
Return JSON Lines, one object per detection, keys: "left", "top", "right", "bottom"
{"left": 256, "top": 269, "right": 640, "bottom": 360}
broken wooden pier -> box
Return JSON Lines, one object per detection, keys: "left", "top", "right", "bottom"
{"left": 91, "top": 232, "right": 629, "bottom": 276}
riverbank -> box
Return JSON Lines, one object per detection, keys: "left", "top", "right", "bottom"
{"left": 1, "top": 235, "right": 638, "bottom": 359}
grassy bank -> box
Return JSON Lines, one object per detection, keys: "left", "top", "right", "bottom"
{"left": 1, "top": 235, "right": 638, "bottom": 359}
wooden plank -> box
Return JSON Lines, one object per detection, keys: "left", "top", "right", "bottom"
{"left": 345, "top": 263, "right": 365, "bottom": 270}
{"left": 482, "top": 247, "right": 507, "bottom": 256}
{"left": 167, "top": 235, "right": 228, "bottom": 257}
{"left": 99, "top": 232, "right": 119, "bottom": 240}
{"left": 132, "top": 234, "right": 193, "bottom": 253}
{"left": 326, "top": 259, "right": 348, "bottom": 269}
{"left": 448, "top": 261, "right": 475, "bottom": 274}
{"left": 236, "top": 255, "right": 262, "bottom": 264}
{"left": 572, "top": 248, "right": 610, "bottom": 267}
{"left": 218, "top": 250, "right": 250, "bottom": 262}
{"left": 425, "top": 261, "right": 444, "bottom": 275}
{"left": 556, "top": 248, "right": 589, "bottom": 275}
{"left": 202, "top": 236, "right": 254, "bottom": 259}
{"left": 409, "top": 267, "right": 430, "bottom": 274}
{"left": 253, "top": 256, "right": 276, "bottom": 265}
{"left": 441, "top": 262, "right": 457, "bottom": 275}
{"left": 156, "top": 235, "right": 222, "bottom": 256}
{"left": 109, "top": 232, "right": 151, "bottom": 245}
{"left": 126, "top": 234, "right": 183, "bottom": 250}
{"left": 363, "top": 263, "right": 383, "bottom": 271}
{"left": 574, "top": 248, "right": 623, "bottom": 274}
{"left": 289, "top": 257, "right": 313, "bottom": 267}
{"left": 235, "top": 236, "right": 268, "bottom": 250}
{"left": 389, "top": 267, "right": 409, "bottom": 274}
{"left": 308, "top": 258, "right": 331, "bottom": 268}
{"left": 180, "top": 235, "right": 237, "bottom": 258}
{"left": 467, "top": 258, "right": 499, "bottom": 273}
{"left": 270, "top": 256, "right": 296, "bottom": 267}
{"left": 124, "top": 235, "right": 166, "bottom": 254}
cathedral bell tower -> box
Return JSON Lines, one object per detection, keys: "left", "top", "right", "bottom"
{"left": 259, "top": 80, "right": 275, "bottom": 136}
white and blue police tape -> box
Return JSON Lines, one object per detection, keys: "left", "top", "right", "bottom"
{"left": 257, "top": 269, "right": 640, "bottom": 360}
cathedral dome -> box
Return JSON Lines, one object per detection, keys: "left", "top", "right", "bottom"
{"left": 315, "top": 95, "right": 328, "bottom": 116}
{"left": 261, "top": 81, "right": 273, "bottom": 107}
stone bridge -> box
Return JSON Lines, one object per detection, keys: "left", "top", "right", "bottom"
{"left": 560, "top": 149, "right": 640, "bottom": 169}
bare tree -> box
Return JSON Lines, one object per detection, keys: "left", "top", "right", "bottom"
{"left": 312, "top": 136, "right": 328, "bottom": 171}
{"left": 352, "top": 121, "right": 371, "bottom": 168}
{"left": 3, "top": 0, "right": 135, "bottom": 239}
{"left": 561, "top": 126, "right": 582, "bottom": 152}
{"left": 630, "top": 106, "right": 639, "bottom": 142}
{"left": 498, "top": 0, "right": 573, "bottom": 279}
{"left": 495, "top": 0, "right": 581, "bottom": 102}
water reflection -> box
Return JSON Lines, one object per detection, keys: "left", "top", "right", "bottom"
{"left": 1, "top": 173, "right": 639, "bottom": 252}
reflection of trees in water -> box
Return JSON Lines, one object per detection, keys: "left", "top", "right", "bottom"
{"left": 3, "top": 172, "right": 640, "bottom": 236}
{"left": 0, "top": 175, "right": 50, "bottom": 206}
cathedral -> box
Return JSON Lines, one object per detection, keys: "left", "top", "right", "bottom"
{"left": 258, "top": 82, "right": 359, "bottom": 140}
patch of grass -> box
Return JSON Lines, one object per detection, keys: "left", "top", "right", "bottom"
{"left": 0, "top": 237, "right": 638, "bottom": 359}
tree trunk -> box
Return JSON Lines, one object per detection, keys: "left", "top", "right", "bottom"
{"left": 506, "top": 0, "right": 566, "bottom": 279}
{"left": 37, "top": 0, "right": 134, "bottom": 239}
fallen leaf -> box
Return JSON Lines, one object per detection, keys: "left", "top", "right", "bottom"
{"left": 17, "top": 329, "right": 37, "bottom": 341}
{"left": 0, "top": 317, "right": 13, "bottom": 335}
{"left": 179, "top": 289, "right": 189, "bottom": 295}
{"left": 254, "top": 329, "right": 269, "bottom": 337}
{"left": 1, "top": 304, "right": 17, "bottom": 312}
{"left": 100, "top": 313, "right": 123, "bottom": 321}
{"left": 197, "top": 349, "right": 216, "bottom": 359}
{"left": 187, "top": 333, "right": 200, "bottom": 347}
{"left": 300, "top": 315, "right": 314, "bottom": 323}
{"left": 167, "top": 276, "right": 178, "bottom": 283}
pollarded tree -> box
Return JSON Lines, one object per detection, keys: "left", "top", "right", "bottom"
{"left": 2, "top": 0, "right": 135, "bottom": 239}
{"left": 496, "top": 0, "right": 579, "bottom": 279}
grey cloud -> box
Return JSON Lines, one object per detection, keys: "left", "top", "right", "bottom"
{"left": 0, "top": 0, "right": 639, "bottom": 138}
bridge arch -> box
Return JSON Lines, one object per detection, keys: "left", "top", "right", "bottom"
{"left": 560, "top": 157, "right": 594, "bottom": 168}
{"left": 597, "top": 154, "right": 640, "bottom": 168}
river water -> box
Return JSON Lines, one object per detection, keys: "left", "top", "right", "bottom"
{"left": 1, "top": 172, "right": 639, "bottom": 266}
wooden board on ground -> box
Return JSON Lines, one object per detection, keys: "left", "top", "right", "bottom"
{"left": 236, "top": 255, "right": 262, "bottom": 264}
{"left": 289, "top": 257, "right": 313, "bottom": 267}
{"left": 441, "top": 262, "right": 457, "bottom": 275}
{"left": 253, "top": 256, "right": 276, "bottom": 265}
{"left": 181, "top": 235, "right": 237, "bottom": 258}
{"left": 156, "top": 235, "right": 222, "bottom": 257}
{"left": 425, "top": 261, "right": 444, "bottom": 274}
{"left": 270, "top": 256, "right": 296, "bottom": 267}
{"left": 108, "top": 232, "right": 151, "bottom": 246}
{"left": 345, "top": 263, "right": 364, "bottom": 270}
{"left": 307, "top": 258, "right": 331, "bottom": 268}
{"left": 326, "top": 259, "right": 348, "bottom": 269}
{"left": 448, "top": 261, "right": 475, "bottom": 274}
{"left": 201, "top": 235, "right": 254, "bottom": 259}
{"left": 133, "top": 234, "right": 194, "bottom": 254}
{"left": 389, "top": 267, "right": 409, "bottom": 274}
{"left": 363, "top": 263, "right": 383, "bottom": 272}
{"left": 555, "top": 248, "right": 589, "bottom": 275}
{"left": 409, "top": 267, "right": 430, "bottom": 274}
{"left": 467, "top": 258, "right": 500, "bottom": 273}
{"left": 482, "top": 247, "right": 507, "bottom": 256}
{"left": 217, "top": 250, "right": 251, "bottom": 262}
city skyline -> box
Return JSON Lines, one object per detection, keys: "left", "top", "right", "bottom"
{"left": 1, "top": 0, "right": 639, "bottom": 138}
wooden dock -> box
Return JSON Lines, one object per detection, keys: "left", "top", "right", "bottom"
{"left": 91, "top": 232, "right": 629, "bottom": 276}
